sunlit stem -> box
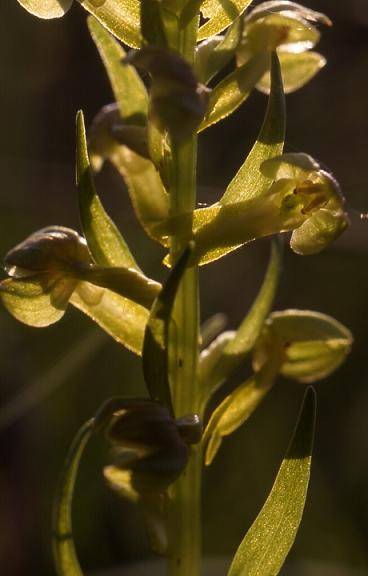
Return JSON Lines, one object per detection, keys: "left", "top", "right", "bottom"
{"left": 168, "top": 8, "right": 202, "bottom": 576}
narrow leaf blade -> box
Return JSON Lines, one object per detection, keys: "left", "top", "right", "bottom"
{"left": 88, "top": 16, "right": 148, "bottom": 123}
{"left": 76, "top": 110, "right": 139, "bottom": 271}
{"left": 143, "top": 247, "right": 192, "bottom": 412}
{"left": 228, "top": 387, "right": 316, "bottom": 576}
{"left": 52, "top": 420, "right": 94, "bottom": 576}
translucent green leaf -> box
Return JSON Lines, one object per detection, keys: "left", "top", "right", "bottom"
{"left": 143, "top": 247, "right": 192, "bottom": 412}
{"left": 221, "top": 51, "right": 285, "bottom": 204}
{"left": 203, "top": 349, "right": 283, "bottom": 465}
{"left": 71, "top": 282, "right": 148, "bottom": 355}
{"left": 198, "top": 52, "right": 269, "bottom": 132}
{"left": 52, "top": 419, "right": 94, "bottom": 576}
{"left": 191, "top": 53, "right": 285, "bottom": 265}
{"left": 88, "top": 16, "right": 148, "bottom": 124}
{"left": 88, "top": 107, "right": 170, "bottom": 244}
{"left": 253, "top": 310, "right": 353, "bottom": 383}
{"left": 199, "top": 241, "right": 281, "bottom": 406}
{"left": 0, "top": 278, "right": 72, "bottom": 328}
{"left": 195, "top": 18, "right": 242, "bottom": 85}
{"left": 198, "top": 0, "right": 253, "bottom": 41}
{"left": 76, "top": 110, "right": 140, "bottom": 270}
{"left": 80, "top": 0, "right": 141, "bottom": 49}
{"left": 257, "top": 51, "right": 326, "bottom": 94}
{"left": 110, "top": 147, "right": 170, "bottom": 243}
{"left": 227, "top": 386, "right": 316, "bottom": 576}
{"left": 16, "top": 0, "right": 73, "bottom": 19}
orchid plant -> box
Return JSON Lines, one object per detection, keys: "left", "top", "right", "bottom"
{"left": 2, "top": 1, "right": 353, "bottom": 575}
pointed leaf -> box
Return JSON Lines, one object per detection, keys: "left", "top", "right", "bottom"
{"left": 257, "top": 51, "right": 326, "bottom": 95}
{"left": 228, "top": 387, "right": 316, "bottom": 576}
{"left": 88, "top": 16, "right": 148, "bottom": 124}
{"left": 192, "top": 52, "right": 285, "bottom": 265}
{"left": 204, "top": 349, "right": 282, "bottom": 465}
{"left": 199, "top": 241, "right": 281, "bottom": 406}
{"left": 80, "top": 0, "right": 141, "bottom": 49}
{"left": 198, "top": 52, "right": 269, "bottom": 132}
{"left": 222, "top": 51, "right": 285, "bottom": 204}
{"left": 76, "top": 110, "right": 139, "bottom": 270}
{"left": 16, "top": 0, "right": 73, "bottom": 18}
{"left": 52, "top": 419, "right": 94, "bottom": 576}
{"left": 143, "top": 247, "right": 192, "bottom": 412}
{"left": 198, "top": 0, "right": 253, "bottom": 41}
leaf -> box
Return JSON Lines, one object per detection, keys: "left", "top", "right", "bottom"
{"left": 221, "top": 51, "right": 285, "bottom": 204}
{"left": 52, "top": 419, "right": 94, "bottom": 576}
{"left": 199, "top": 241, "right": 281, "bottom": 406}
{"left": 76, "top": 110, "right": 139, "bottom": 271}
{"left": 143, "top": 246, "right": 192, "bottom": 412}
{"left": 192, "top": 51, "right": 285, "bottom": 265}
{"left": 110, "top": 147, "right": 171, "bottom": 243}
{"left": 0, "top": 278, "right": 72, "bottom": 328}
{"left": 71, "top": 282, "right": 148, "bottom": 355}
{"left": 195, "top": 18, "right": 242, "bottom": 85}
{"left": 203, "top": 349, "right": 282, "bottom": 465}
{"left": 227, "top": 386, "right": 316, "bottom": 576}
{"left": 257, "top": 51, "right": 326, "bottom": 94}
{"left": 198, "top": 0, "right": 253, "bottom": 41}
{"left": 87, "top": 17, "right": 148, "bottom": 124}
{"left": 16, "top": 0, "right": 73, "bottom": 18}
{"left": 253, "top": 310, "right": 353, "bottom": 383}
{"left": 198, "top": 52, "right": 269, "bottom": 132}
{"left": 80, "top": 0, "right": 141, "bottom": 49}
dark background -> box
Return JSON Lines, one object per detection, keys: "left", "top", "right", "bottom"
{"left": 1, "top": 1, "right": 368, "bottom": 574}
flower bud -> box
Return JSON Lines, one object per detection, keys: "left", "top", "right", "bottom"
{"left": 253, "top": 310, "right": 353, "bottom": 383}
{"left": 96, "top": 398, "right": 202, "bottom": 495}
{"left": 4, "top": 226, "right": 91, "bottom": 280}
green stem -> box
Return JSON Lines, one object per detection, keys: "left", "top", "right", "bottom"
{"left": 168, "top": 11, "right": 202, "bottom": 576}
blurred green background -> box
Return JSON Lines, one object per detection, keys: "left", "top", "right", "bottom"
{"left": 1, "top": 1, "right": 368, "bottom": 574}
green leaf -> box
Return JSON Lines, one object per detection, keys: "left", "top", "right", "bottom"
{"left": 227, "top": 386, "right": 316, "bottom": 576}
{"left": 198, "top": 52, "right": 269, "bottom": 132}
{"left": 253, "top": 310, "right": 353, "bottom": 383}
{"left": 257, "top": 51, "right": 326, "bottom": 95}
{"left": 198, "top": 0, "right": 253, "bottom": 41}
{"left": 203, "top": 349, "right": 282, "bottom": 465}
{"left": 88, "top": 17, "right": 148, "bottom": 124}
{"left": 195, "top": 18, "right": 242, "bottom": 85}
{"left": 222, "top": 51, "right": 285, "bottom": 204}
{"left": 199, "top": 241, "right": 281, "bottom": 406}
{"left": 191, "top": 52, "right": 285, "bottom": 265}
{"left": 52, "top": 419, "right": 94, "bottom": 576}
{"left": 16, "top": 0, "right": 73, "bottom": 18}
{"left": 71, "top": 282, "right": 148, "bottom": 355}
{"left": 109, "top": 147, "right": 171, "bottom": 243}
{"left": 0, "top": 278, "right": 72, "bottom": 328}
{"left": 143, "top": 246, "right": 192, "bottom": 412}
{"left": 80, "top": 0, "right": 141, "bottom": 49}
{"left": 76, "top": 110, "right": 139, "bottom": 270}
